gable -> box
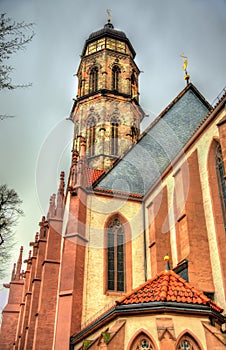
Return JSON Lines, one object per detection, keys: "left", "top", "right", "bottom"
{"left": 95, "top": 84, "right": 211, "bottom": 196}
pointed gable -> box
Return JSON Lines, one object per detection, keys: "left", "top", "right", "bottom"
{"left": 116, "top": 270, "right": 223, "bottom": 313}
{"left": 95, "top": 83, "right": 211, "bottom": 195}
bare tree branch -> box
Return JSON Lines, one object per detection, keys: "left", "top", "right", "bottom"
{"left": 0, "top": 13, "right": 35, "bottom": 91}
{"left": 0, "top": 184, "right": 24, "bottom": 279}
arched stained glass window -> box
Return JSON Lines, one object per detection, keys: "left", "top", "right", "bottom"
{"left": 107, "top": 217, "right": 124, "bottom": 291}
{"left": 130, "top": 333, "right": 155, "bottom": 350}
{"left": 90, "top": 66, "right": 98, "bottom": 93}
{"left": 216, "top": 143, "right": 226, "bottom": 225}
{"left": 176, "top": 334, "right": 201, "bottom": 350}
{"left": 136, "top": 338, "right": 153, "bottom": 350}
{"left": 87, "top": 116, "right": 96, "bottom": 157}
{"left": 112, "top": 65, "right": 120, "bottom": 91}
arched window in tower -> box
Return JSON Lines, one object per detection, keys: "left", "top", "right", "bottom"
{"left": 87, "top": 116, "right": 96, "bottom": 157}
{"left": 107, "top": 217, "right": 125, "bottom": 292}
{"left": 112, "top": 65, "right": 121, "bottom": 91}
{"left": 89, "top": 66, "right": 98, "bottom": 93}
{"left": 78, "top": 76, "right": 83, "bottom": 97}
{"left": 216, "top": 143, "right": 226, "bottom": 222}
{"left": 110, "top": 116, "right": 119, "bottom": 156}
{"left": 131, "top": 71, "right": 136, "bottom": 97}
{"left": 176, "top": 333, "right": 201, "bottom": 350}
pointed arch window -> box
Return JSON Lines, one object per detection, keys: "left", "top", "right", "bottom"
{"left": 131, "top": 71, "right": 136, "bottom": 97}
{"left": 130, "top": 333, "right": 155, "bottom": 350}
{"left": 107, "top": 217, "right": 125, "bottom": 292}
{"left": 89, "top": 66, "right": 98, "bottom": 93}
{"left": 216, "top": 143, "right": 226, "bottom": 223}
{"left": 112, "top": 65, "right": 121, "bottom": 91}
{"left": 176, "top": 334, "right": 201, "bottom": 350}
{"left": 110, "top": 116, "right": 119, "bottom": 156}
{"left": 87, "top": 116, "right": 96, "bottom": 157}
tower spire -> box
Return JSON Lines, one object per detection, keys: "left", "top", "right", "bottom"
{"left": 15, "top": 246, "right": 23, "bottom": 280}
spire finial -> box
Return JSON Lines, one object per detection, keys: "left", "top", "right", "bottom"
{"left": 164, "top": 254, "right": 171, "bottom": 271}
{"left": 107, "top": 9, "right": 111, "bottom": 23}
{"left": 181, "top": 53, "right": 190, "bottom": 85}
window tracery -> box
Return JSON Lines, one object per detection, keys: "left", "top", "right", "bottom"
{"left": 136, "top": 338, "right": 153, "bottom": 350}
{"left": 130, "top": 333, "right": 155, "bottom": 350}
{"left": 176, "top": 334, "right": 201, "bottom": 350}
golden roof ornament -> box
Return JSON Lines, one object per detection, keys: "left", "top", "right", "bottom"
{"left": 107, "top": 9, "right": 111, "bottom": 23}
{"left": 181, "top": 53, "right": 190, "bottom": 85}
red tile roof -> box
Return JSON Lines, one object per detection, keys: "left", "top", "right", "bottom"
{"left": 116, "top": 270, "right": 223, "bottom": 313}
{"left": 86, "top": 168, "right": 105, "bottom": 186}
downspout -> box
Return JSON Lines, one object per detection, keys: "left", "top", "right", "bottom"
{"left": 142, "top": 200, "right": 148, "bottom": 282}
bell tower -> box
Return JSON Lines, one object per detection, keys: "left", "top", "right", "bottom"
{"left": 70, "top": 17, "right": 145, "bottom": 170}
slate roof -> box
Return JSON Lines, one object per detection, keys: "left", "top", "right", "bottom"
{"left": 95, "top": 83, "right": 211, "bottom": 196}
{"left": 116, "top": 269, "right": 223, "bottom": 313}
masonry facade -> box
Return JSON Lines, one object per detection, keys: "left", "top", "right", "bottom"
{"left": 0, "top": 19, "right": 226, "bottom": 350}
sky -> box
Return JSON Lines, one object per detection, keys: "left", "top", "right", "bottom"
{"left": 0, "top": 0, "right": 225, "bottom": 312}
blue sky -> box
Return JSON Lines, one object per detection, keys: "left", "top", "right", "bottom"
{"left": 0, "top": 0, "right": 225, "bottom": 311}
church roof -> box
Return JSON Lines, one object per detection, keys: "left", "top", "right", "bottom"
{"left": 95, "top": 83, "right": 211, "bottom": 196}
{"left": 70, "top": 269, "right": 225, "bottom": 345}
{"left": 116, "top": 269, "right": 223, "bottom": 313}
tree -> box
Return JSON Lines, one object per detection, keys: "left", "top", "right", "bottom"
{"left": 0, "top": 184, "right": 23, "bottom": 279}
{"left": 0, "top": 13, "right": 35, "bottom": 91}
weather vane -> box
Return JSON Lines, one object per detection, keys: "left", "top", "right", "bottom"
{"left": 107, "top": 9, "right": 111, "bottom": 23}
{"left": 181, "top": 53, "right": 190, "bottom": 85}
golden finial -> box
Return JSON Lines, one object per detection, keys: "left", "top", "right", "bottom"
{"left": 181, "top": 53, "right": 190, "bottom": 85}
{"left": 107, "top": 9, "right": 111, "bottom": 23}
{"left": 164, "top": 254, "right": 170, "bottom": 271}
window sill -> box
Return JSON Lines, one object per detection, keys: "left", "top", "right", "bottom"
{"left": 105, "top": 290, "right": 125, "bottom": 296}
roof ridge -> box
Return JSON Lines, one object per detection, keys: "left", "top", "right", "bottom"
{"left": 191, "top": 89, "right": 226, "bottom": 138}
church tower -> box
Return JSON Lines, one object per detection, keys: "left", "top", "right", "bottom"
{"left": 70, "top": 15, "right": 144, "bottom": 170}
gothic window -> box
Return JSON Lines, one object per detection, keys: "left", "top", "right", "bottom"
{"left": 111, "top": 122, "right": 118, "bottom": 155}
{"left": 78, "top": 76, "right": 83, "bottom": 96}
{"left": 130, "top": 333, "right": 155, "bottom": 350}
{"left": 110, "top": 115, "right": 119, "bottom": 156}
{"left": 112, "top": 65, "right": 120, "bottom": 91}
{"left": 216, "top": 143, "right": 226, "bottom": 219}
{"left": 131, "top": 71, "right": 136, "bottom": 96}
{"left": 176, "top": 334, "right": 201, "bottom": 350}
{"left": 87, "top": 116, "right": 96, "bottom": 157}
{"left": 89, "top": 66, "right": 98, "bottom": 93}
{"left": 107, "top": 217, "right": 125, "bottom": 292}
{"left": 136, "top": 338, "right": 153, "bottom": 350}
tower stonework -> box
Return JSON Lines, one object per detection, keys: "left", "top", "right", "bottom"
{"left": 70, "top": 21, "right": 144, "bottom": 170}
